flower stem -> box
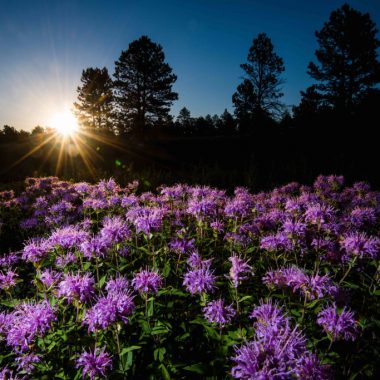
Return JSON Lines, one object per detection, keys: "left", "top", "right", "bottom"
{"left": 339, "top": 256, "right": 357, "bottom": 285}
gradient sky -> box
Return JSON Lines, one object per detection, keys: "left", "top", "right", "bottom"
{"left": 0, "top": 0, "right": 379, "bottom": 130}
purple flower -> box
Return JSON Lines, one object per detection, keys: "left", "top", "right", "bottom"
{"left": 285, "top": 198, "right": 305, "bottom": 215}
{"left": 340, "top": 232, "right": 379, "bottom": 259}
{"left": 0, "top": 367, "right": 24, "bottom": 379}
{"left": 0, "top": 311, "right": 11, "bottom": 335}
{"left": 311, "top": 238, "right": 341, "bottom": 262}
{"left": 55, "top": 252, "right": 77, "bottom": 267}
{"left": 74, "top": 182, "right": 91, "bottom": 193}
{"left": 186, "top": 196, "right": 219, "bottom": 220}
{"left": 126, "top": 206, "right": 165, "bottom": 235}
{"left": 228, "top": 254, "right": 252, "bottom": 288}
{"left": 183, "top": 267, "right": 216, "bottom": 295}
{"left": 80, "top": 236, "right": 109, "bottom": 259}
{"left": 263, "top": 267, "right": 308, "bottom": 292}
{"left": 349, "top": 207, "right": 376, "bottom": 229}
{"left": 39, "top": 268, "right": 61, "bottom": 289}
{"left": 120, "top": 194, "right": 138, "bottom": 208}
{"left": 0, "top": 252, "right": 20, "bottom": 267}
{"left": 105, "top": 276, "right": 129, "bottom": 294}
{"left": 224, "top": 196, "right": 253, "bottom": 218}
{"left": 295, "top": 353, "right": 330, "bottom": 380}
{"left": 169, "top": 237, "right": 195, "bottom": 254}
{"left": 83, "top": 197, "right": 108, "bottom": 210}
{"left": 317, "top": 304, "right": 358, "bottom": 341}
{"left": 20, "top": 217, "right": 39, "bottom": 230}
{"left": 186, "top": 252, "right": 212, "bottom": 270}
{"left": 224, "top": 232, "right": 250, "bottom": 247}
{"left": 234, "top": 300, "right": 328, "bottom": 379}
{"left": 98, "top": 178, "right": 119, "bottom": 193}
{"left": 0, "top": 270, "right": 18, "bottom": 291}
{"left": 48, "top": 226, "right": 89, "bottom": 249}
{"left": 282, "top": 219, "right": 306, "bottom": 237}
{"left": 100, "top": 216, "right": 130, "bottom": 245}
{"left": 22, "top": 238, "right": 51, "bottom": 263}
{"left": 57, "top": 273, "right": 95, "bottom": 303}
{"left": 250, "top": 300, "right": 288, "bottom": 334}
{"left": 15, "top": 353, "right": 41, "bottom": 374}
{"left": 307, "top": 273, "right": 337, "bottom": 300}
{"left": 210, "top": 219, "right": 224, "bottom": 233}
{"left": 49, "top": 200, "right": 74, "bottom": 214}
{"left": 5, "top": 301, "right": 56, "bottom": 352}
{"left": 203, "top": 299, "right": 236, "bottom": 326}
{"left": 260, "top": 232, "right": 293, "bottom": 252}
{"left": 159, "top": 184, "right": 186, "bottom": 200}
{"left": 263, "top": 267, "right": 336, "bottom": 300}
{"left": 231, "top": 324, "right": 306, "bottom": 379}
{"left": 76, "top": 346, "right": 112, "bottom": 380}
{"left": 83, "top": 291, "right": 135, "bottom": 332}
{"left": 305, "top": 203, "right": 335, "bottom": 226}
{"left": 132, "top": 269, "right": 162, "bottom": 294}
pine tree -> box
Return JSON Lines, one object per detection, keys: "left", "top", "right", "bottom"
{"left": 307, "top": 3, "right": 380, "bottom": 110}
{"left": 113, "top": 36, "right": 178, "bottom": 137}
{"left": 292, "top": 85, "right": 326, "bottom": 120}
{"left": 219, "top": 109, "right": 236, "bottom": 135}
{"left": 233, "top": 33, "right": 285, "bottom": 130}
{"left": 74, "top": 67, "right": 114, "bottom": 133}
{"left": 177, "top": 107, "right": 192, "bottom": 131}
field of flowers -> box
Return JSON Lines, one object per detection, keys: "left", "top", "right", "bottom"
{"left": 0, "top": 175, "right": 379, "bottom": 379}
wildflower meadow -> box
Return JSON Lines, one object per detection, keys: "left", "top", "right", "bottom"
{"left": 0, "top": 175, "right": 379, "bottom": 379}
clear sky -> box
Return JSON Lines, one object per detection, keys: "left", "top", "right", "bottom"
{"left": 0, "top": 0, "right": 379, "bottom": 130}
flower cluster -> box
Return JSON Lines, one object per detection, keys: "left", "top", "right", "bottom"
{"left": 183, "top": 254, "right": 216, "bottom": 295}
{"left": 76, "top": 347, "right": 112, "bottom": 380}
{"left": 57, "top": 272, "right": 95, "bottom": 303}
{"left": 203, "top": 299, "right": 236, "bottom": 326}
{"left": 231, "top": 301, "right": 329, "bottom": 379}
{"left": 317, "top": 304, "right": 358, "bottom": 341}
{"left": 0, "top": 301, "right": 56, "bottom": 352}
{"left": 263, "top": 267, "right": 337, "bottom": 300}
{"left": 0, "top": 270, "right": 18, "bottom": 291}
{"left": 132, "top": 269, "right": 163, "bottom": 294}
{"left": 83, "top": 291, "right": 135, "bottom": 332}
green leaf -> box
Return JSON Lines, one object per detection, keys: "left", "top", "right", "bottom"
{"left": 176, "top": 332, "right": 190, "bottom": 341}
{"left": 239, "top": 295, "right": 252, "bottom": 303}
{"left": 162, "top": 261, "right": 171, "bottom": 277}
{"left": 120, "top": 346, "right": 141, "bottom": 356}
{"left": 98, "top": 275, "right": 107, "bottom": 288}
{"left": 203, "top": 324, "right": 221, "bottom": 341}
{"left": 159, "top": 364, "right": 171, "bottom": 380}
{"left": 151, "top": 327, "right": 169, "bottom": 335}
{"left": 343, "top": 282, "right": 360, "bottom": 289}
{"left": 306, "top": 299, "right": 320, "bottom": 309}
{"left": 0, "top": 298, "right": 21, "bottom": 307}
{"left": 154, "top": 347, "right": 166, "bottom": 362}
{"left": 183, "top": 363, "right": 205, "bottom": 374}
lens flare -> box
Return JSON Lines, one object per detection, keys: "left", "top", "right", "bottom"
{"left": 49, "top": 109, "right": 78, "bottom": 137}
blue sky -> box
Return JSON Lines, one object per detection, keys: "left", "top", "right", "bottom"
{"left": 0, "top": 0, "right": 379, "bottom": 130}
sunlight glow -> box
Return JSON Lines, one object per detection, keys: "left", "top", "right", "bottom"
{"left": 49, "top": 109, "right": 79, "bottom": 137}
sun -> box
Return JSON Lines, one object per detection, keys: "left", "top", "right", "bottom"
{"left": 49, "top": 109, "right": 79, "bottom": 137}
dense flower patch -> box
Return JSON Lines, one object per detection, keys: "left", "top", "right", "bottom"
{"left": 0, "top": 175, "right": 379, "bottom": 379}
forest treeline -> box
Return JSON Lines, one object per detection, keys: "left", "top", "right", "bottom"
{"left": 1, "top": 3, "right": 379, "bottom": 190}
